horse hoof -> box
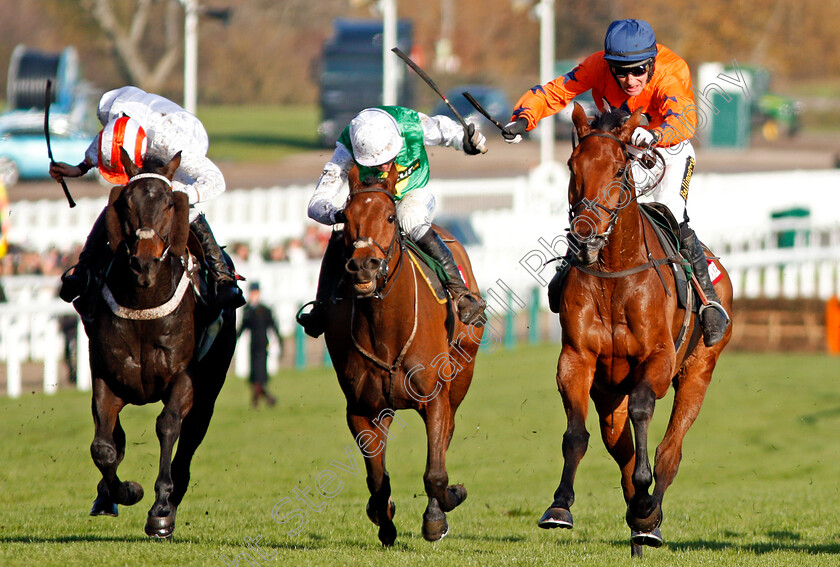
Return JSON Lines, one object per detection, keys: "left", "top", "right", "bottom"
{"left": 631, "top": 527, "right": 664, "bottom": 548}
{"left": 626, "top": 501, "right": 662, "bottom": 533}
{"left": 90, "top": 495, "right": 118, "bottom": 517}
{"left": 120, "top": 481, "right": 144, "bottom": 506}
{"left": 378, "top": 522, "right": 397, "bottom": 547}
{"left": 422, "top": 516, "right": 449, "bottom": 542}
{"left": 145, "top": 514, "right": 175, "bottom": 539}
{"left": 538, "top": 507, "right": 574, "bottom": 529}
{"left": 445, "top": 484, "right": 467, "bottom": 511}
{"left": 366, "top": 497, "right": 395, "bottom": 526}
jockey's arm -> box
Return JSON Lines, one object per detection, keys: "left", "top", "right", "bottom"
{"left": 172, "top": 151, "right": 225, "bottom": 205}
{"left": 419, "top": 112, "right": 470, "bottom": 150}
{"left": 308, "top": 142, "right": 353, "bottom": 225}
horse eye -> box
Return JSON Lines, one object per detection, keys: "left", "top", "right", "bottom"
{"left": 387, "top": 214, "right": 396, "bottom": 224}
{"left": 616, "top": 168, "right": 625, "bottom": 177}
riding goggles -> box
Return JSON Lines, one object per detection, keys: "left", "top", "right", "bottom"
{"left": 611, "top": 64, "right": 649, "bottom": 78}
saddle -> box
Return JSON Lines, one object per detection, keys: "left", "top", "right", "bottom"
{"left": 638, "top": 203, "right": 690, "bottom": 310}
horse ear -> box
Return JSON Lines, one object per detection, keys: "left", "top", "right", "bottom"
{"left": 385, "top": 163, "right": 398, "bottom": 196}
{"left": 162, "top": 151, "right": 181, "bottom": 181}
{"left": 104, "top": 185, "right": 124, "bottom": 253}
{"left": 347, "top": 166, "right": 360, "bottom": 193}
{"left": 619, "top": 107, "right": 644, "bottom": 141}
{"left": 120, "top": 147, "right": 140, "bottom": 179}
{"left": 571, "top": 102, "right": 591, "bottom": 138}
{"left": 169, "top": 190, "right": 190, "bottom": 257}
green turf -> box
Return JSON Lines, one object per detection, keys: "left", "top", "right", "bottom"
{"left": 1, "top": 347, "right": 839, "bottom": 566}
{"left": 197, "top": 105, "right": 322, "bottom": 162}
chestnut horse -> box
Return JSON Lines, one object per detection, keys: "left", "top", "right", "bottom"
{"left": 322, "top": 166, "right": 484, "bottom": 546}
{"left": 80, "top": 150, "right": 237, "bottom": 539}
{"left": 538, "top": 104, "right": 732, "bottom": 556}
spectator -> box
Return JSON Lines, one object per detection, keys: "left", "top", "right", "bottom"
{"left": 236, "top": 282, "right": 283, "bottom": 408}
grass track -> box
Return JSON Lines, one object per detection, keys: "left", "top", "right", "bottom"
{"left": 1, "top": 346, "right": 839, "bottom": 566}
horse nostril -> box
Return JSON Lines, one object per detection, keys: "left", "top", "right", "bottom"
{"left": 129, "top": 256, "right": 143, "bottom": 273}
{"left": 363, "top": 257, "right": 381, "bottom": 272}
{"left": 345, "top": 258, "right": 361, "bottom": 273}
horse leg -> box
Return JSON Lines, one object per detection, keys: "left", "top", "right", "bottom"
{"left": 538, "top": 353, "right": 593, "bottom": 530}
{"left": 651, "top": 363, "right": 713, "bottom": 516}
{"left": 592, "top": 391, "right": 636, "bottom": 504}
{"left": 592, "top": 389, "right": 654, "bottom": 556}
{"left": 625, "top": 381, "right": 664, "bottom": 537}
{"left": 90, "top": 379, "right": 143, "bottom": 516}
{"left": 145, "top": 375, "right": 194, "bottom": 539}
{"left": 169, "top": 378, "right": 225, "bottom": 509}
{"left": 347, "top": 412, "right": 396, "bottom": 546}
{"left": 420, "top": 398, "right": 466, "bottom": 542}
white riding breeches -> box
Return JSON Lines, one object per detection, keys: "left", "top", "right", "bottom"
{"left": 396, "top": 186, "right": 436, "bottom": 241}
{"left": 633, "top": 140, "right": 696, "bottom": 224}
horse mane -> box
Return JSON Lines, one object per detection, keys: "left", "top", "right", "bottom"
{"left": 590, "top": 107, "right": 631, "bottom": 133}
{"left": 139, "top": 154, "right": 169, "bottom": 173}
{"left": 348, "top": 165, "right": 398, "bottom": 197}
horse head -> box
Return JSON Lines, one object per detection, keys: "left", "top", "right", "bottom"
{"left": 105, "top": 149, "right": 190, "bottom": 288}
{"left": 567, "top": 102, "right": 643, "bottom": 265}
{"left": 342, "top": 165, "right": 400, "bottom": 298}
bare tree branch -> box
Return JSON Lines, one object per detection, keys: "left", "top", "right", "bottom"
{"left": 80, "top": 0, "right": 181, "bottom": 94}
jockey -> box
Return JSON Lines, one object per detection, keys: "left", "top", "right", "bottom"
{"left": 297, "top": 106, "right": 487, "bottom": 338}
{"left": 50, "top": 86, "right": 244, "bottom": 310}
{"left": 502, "top": 19, "right": 729, "bottom": 346}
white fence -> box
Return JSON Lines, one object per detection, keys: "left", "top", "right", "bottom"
{"left": 2, "top": 168, "right": 839, "bottom": 397}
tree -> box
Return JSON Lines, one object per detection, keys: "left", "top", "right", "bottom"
{"left": 80, "top": 0, "right": 182, "bottom": 94}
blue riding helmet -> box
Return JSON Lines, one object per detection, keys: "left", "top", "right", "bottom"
{"left": 604, "top": 19, "right": 658, "bottom": 65}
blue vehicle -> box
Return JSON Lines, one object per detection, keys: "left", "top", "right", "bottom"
{"left": 0, "top": 110, "right": 94, "bottom": 184}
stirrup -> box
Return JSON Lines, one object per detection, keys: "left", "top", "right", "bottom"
{"left": 454, "top": 292, "right": 486, "bottom": 327}
{"left": 296, "top": 301, "right": 326, "bottom": 338}
{"left": 698, "top": 300, "right": 731, "bottom": 326}
{"left": 59, "top": 265, "right": 89, "bottom": 303}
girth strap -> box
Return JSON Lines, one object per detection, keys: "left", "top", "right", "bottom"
{"left": 572, "top": 254, "right": 683, "bottom": 278}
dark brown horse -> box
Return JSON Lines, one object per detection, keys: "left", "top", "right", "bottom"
{"left": 80, "top": 149, "right": 237, "bottom": 538}
{"left": 538, "top": 103, "right": 733, "bottom": 556}
{"left": 322, "top": 166, "right": 484, "bottom": 546}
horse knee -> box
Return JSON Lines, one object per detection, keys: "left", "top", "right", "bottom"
{"left": 155, "top": 409, "right": 181, "bottom": 441}
{"left": 562, "top": 428, "right": 590, "bottom": 458}
{"left": 628, "top": 387, "right": 655, "bottom": 423}
{"left": 91, "top": 439, "right": 118, "bottom": 468}
{"left": 424, "top": 470, "right": 449, "bottom": 495}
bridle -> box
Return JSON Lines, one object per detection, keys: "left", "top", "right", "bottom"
{"left": 120, "top": 173, "right": 176, "bottom": 262}
{"left": 567, "top": 131, "right": 665, "bottom": 248}
{"left": 346, "top": 185, "right": 404, "bottom": 299}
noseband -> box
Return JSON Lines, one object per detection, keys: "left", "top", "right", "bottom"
{"left": 568, "top": 132, "right": 632, "bottom": 247}
{"left": 347, "top": 186, "right": 402, "bottom": 297}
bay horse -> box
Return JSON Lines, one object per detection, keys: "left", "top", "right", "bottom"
{"left": 538, "top": 103, "right": 733, "bottom": 556}
{"left": 322, "top": 166, "right": 484, "bottom": 546}
{"left": 80, "top": 149, "right": 237, "bottom": 539}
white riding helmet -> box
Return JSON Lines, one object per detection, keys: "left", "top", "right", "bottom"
{"left": 349, "top": 108, "right": 403, "bottom": 167}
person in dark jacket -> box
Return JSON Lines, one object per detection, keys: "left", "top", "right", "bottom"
{"left": 237, "top": 282, "right": 283, "bottom": 407}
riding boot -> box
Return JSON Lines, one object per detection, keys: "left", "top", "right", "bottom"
{"left": 415, "top": 229, "right": 486, "bottom": 326}
{"left": 191, "top": 214, "right": 245, "bottom": 309}
{"left": 60, "top": 207, "right": 108, "bottom": 303}
{"left": 547, "top": 252, "right": 573, "bottom": 314}
{"left": 296, "top": 231, "right": 344, "bottom": 338}
{"left": 679, "top": 223, "right": 730, "bottom": 346}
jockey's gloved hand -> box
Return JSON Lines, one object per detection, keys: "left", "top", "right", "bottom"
{"left": 502, "top": 117, "right": 528, "bottom": 144}
{"left": 630, "top": 127, "right": 658, "bottom": 148}
{"left": 462, "top": 123, "right": 487, "bottom": 155}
